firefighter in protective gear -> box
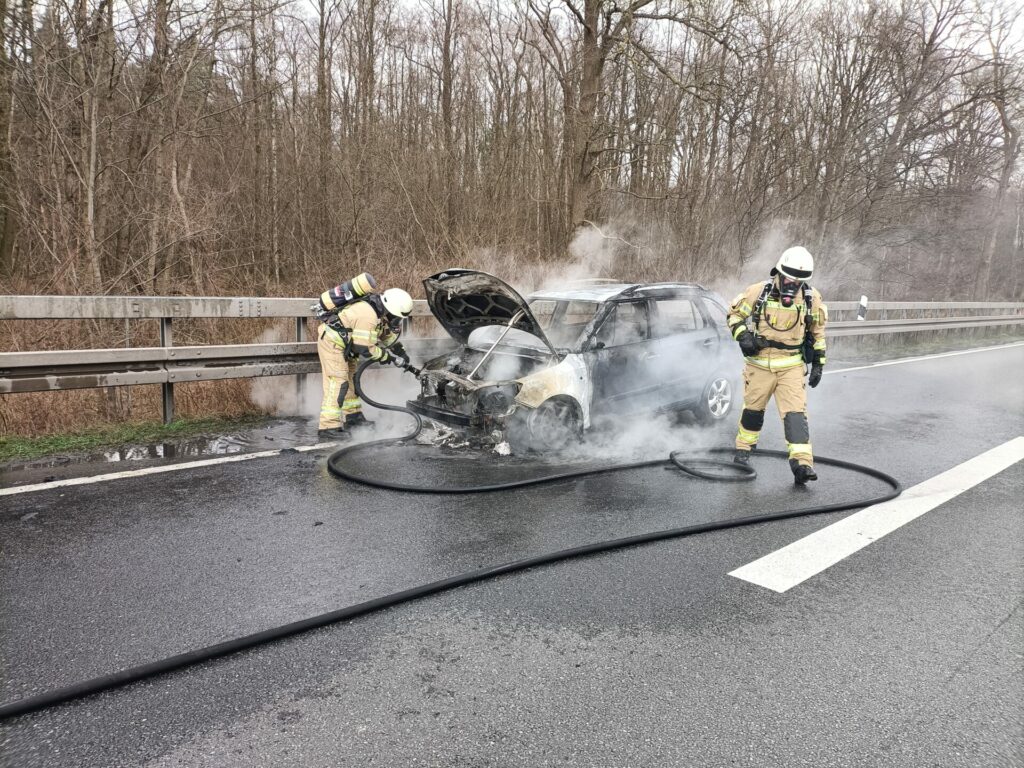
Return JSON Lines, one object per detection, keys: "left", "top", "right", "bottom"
{"left": 316, "top": 278, "right": 414, "bottom": 440}
{"left": 727, "top": 246, "right": 827, "bottom": 484}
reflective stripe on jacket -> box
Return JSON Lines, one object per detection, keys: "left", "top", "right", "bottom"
{"left": 335, "top": 299, "right": 399, "bottom": 360}
{"left": 727, "top": 282, "right": 828, "bottom": 368}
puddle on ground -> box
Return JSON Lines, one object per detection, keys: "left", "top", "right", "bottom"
{"left": 99, "top": 434, "right": 250, "bottom": 462}
{"left": 1, "top": 418, "right": 322, "bottom": 486}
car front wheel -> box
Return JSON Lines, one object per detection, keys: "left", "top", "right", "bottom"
{"left": 511, "top": 397, "right": 582, "bottom": 452}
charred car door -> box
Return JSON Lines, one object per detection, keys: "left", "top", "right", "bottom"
{"left": 648, "top": 295, "right": 719, "bottom": 409}
{"left": 587, "top": 299, "right": 658, "bottom": 415}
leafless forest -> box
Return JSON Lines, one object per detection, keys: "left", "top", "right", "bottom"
{"left": 0, "top": 0, "right": 1022, "bottom": 435}
{"left": 0, "top": 0, "right": 1022, "bottom": 301}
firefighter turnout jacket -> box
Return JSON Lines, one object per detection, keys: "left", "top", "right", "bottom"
{"left": 727, "top": 282, "right": 827, "bottom": 370}
{"left": 322, "top": 297, "right": 400, "bottom": 362}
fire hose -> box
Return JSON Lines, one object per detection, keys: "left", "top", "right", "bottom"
{"left": 0, "top": 359, "right": 901, "bottom": 721}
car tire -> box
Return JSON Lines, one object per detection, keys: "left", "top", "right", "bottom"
{"left": 694, "top": 373, "right": 735, "bottom": 426}
{"left": 511, "top": 397, "right": 582, "bottom": 452}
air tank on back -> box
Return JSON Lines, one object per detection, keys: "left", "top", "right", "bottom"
{"left": 319, "top": 272, "right": 379, "bottom": 313}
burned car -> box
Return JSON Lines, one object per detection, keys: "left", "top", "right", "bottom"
{"left": 408, "top": 269, "right": 738, "bottom": 450}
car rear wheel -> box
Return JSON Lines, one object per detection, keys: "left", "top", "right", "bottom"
{"left": 694, "top": 374, "right": 734, "bottom": 425}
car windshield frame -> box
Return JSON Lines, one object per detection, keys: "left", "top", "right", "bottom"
{"left": 464, "top": 298, "right": 601, "bottom": 354}
{"left": 527, "top": 298, "right": 602, "bottom": 351}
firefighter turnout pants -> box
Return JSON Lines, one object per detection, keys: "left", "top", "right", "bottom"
{"left": 735, "top": 362, "right": 813, "bottom": 467}
{"left": 317, "top": 324, "right": 364, "bottom": 430}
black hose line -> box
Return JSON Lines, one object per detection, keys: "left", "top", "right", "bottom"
{"left": 0, "top": 360, "right": 901, "bottom": 722}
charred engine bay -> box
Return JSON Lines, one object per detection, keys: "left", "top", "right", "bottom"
{"left": 415, "top": 346, "right": 550, "bottom": 430}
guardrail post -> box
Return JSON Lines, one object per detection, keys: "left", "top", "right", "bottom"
{"left": 160, "top": 317, "right": 174, "bottom": 424}
{"left": 295, "top": 316, "right": 308, "bottom": 407}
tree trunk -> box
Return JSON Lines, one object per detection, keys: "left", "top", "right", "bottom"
{"left": 0, "top": 0, "right": 17, "bottom": 277}
{"left": 316, "top": 0, "right": 331, "bottom": 242}
{"left": 974, "top": 111, "right": 1019, "bottom": 299}
{"left": 567, "top": 0, "right": 604, "bottom": 236}
{"left": 440, "top": 0, "right": 457, "bottom": 243}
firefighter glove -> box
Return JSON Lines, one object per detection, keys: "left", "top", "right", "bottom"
{"left": 808, "top": 363, "right": 823, "bottom": 388}
{"left": 737, "top": 330, "right": 762, "bottom": 357}
{"left": 376, "top": 349, "right": 394, "bottom": 366}
{"left": 390, "top": 342, "right": 408, "bottom": 361}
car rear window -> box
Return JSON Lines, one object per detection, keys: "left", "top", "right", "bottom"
{"left": 653, "top": 298, "right": 704, "bottom": 337}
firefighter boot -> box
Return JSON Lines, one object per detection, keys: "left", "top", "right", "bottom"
{"left": 789, "top": 458, "right": 817, "bottom": 485}
{"left": 734, "top": 449, "right": 752, "bottom": 466}
{"left": 345, "top": 411, "right": 375, "bottom": 430}
{"left": 318, "top": 427, "right": 352, "bottom": 442}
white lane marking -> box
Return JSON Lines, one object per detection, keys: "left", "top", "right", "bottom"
{"left": 2, "top": 341, "right": 1020, "bottom": 498}
{"left": 0, "top": 443, "right": 340, "bottom": 498}
{"left": 826, "top": 340, "right": 1024, "bottom": 376}
{"left": 728, "top": 436, "right": 1024, "bottom": 593}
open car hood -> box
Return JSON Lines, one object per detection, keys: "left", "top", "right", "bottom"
{"left": 423, "top": 269, "right": 557, "bottom": 355}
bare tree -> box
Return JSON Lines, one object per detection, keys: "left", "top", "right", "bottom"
{"left": 0, "top": 0, "right": 1019, "bottom": 302}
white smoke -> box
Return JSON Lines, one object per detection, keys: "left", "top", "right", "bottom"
{"left": 249, "top": 323, "right": 323, "bottom": 417}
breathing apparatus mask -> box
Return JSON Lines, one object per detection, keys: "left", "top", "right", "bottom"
{"left": 777, "top": 275, "right": 803, "bottom": 308}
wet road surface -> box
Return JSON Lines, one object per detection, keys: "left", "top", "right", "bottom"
{"left": 1, "top": 345, "right": 1022, "bottom": 767}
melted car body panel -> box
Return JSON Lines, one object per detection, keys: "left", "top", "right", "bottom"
{"left": 514, "top": 354, "right": 592, "bottom": 427}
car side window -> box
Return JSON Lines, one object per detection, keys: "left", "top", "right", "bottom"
{"left": 652, "top": 298, "right": 705, "bottom": 337}
{"left": 595, "top": 301, "right": 649, "bottom": 347}
{"left": 703, "top": 299, "right": 728, "bottom": 329}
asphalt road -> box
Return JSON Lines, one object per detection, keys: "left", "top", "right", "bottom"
{"left": 1, "top": 344, "right": 1022, "bottom": 767}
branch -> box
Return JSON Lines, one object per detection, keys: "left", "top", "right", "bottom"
{"left": 581, "top": 219, "right": 642, "bottom": 250}
{"left": 632, "top": 10, "right": 734, "bottom": 51}
{"left": 561, "top": 0, "right": 585, "bottom": 28}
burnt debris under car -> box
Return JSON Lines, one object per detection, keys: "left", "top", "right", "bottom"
{"left": 408, "top": 269, "right": 739, "bottom": 451}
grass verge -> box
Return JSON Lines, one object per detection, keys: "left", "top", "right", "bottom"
{"left": 0, "top": 415, "right": 267, "bottom": 463}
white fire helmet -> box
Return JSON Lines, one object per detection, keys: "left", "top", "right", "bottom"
{"left": 381, "top": 288, "right": 414, "bottom": 318}
{"left": 772, "top": 246, "right": 814, "bottom": 281}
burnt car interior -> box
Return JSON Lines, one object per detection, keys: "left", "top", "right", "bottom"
{"left": 652, "top": 298, "right": 706, "bottom": 334}
{"left": 529, "top": 299, "right": 599, "bottom": 349}
{"left": 592, "top": 300, "right": 649, "bottom": 348}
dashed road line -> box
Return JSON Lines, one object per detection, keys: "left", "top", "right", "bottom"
{"left": 728, "top": 436, "right": 1024, "bottom": 593}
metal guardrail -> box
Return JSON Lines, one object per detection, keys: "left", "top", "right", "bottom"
{"left": 827, "top": 315, "right": 1024, "bottom": 336}
{"left": 0, "top": 295, "right": 437, "bottom": 422}
{"left": 2, "top": 296, "right": 1022, "bottom": 423}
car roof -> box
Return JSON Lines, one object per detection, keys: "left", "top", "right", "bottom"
{"left": 528, "top": 281, "right": 707, "bottom": 303}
